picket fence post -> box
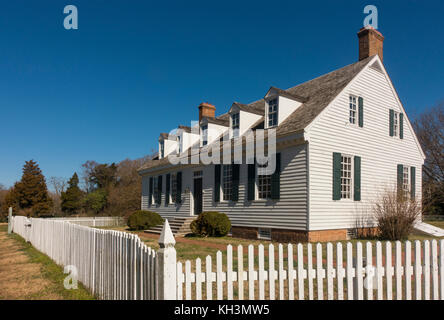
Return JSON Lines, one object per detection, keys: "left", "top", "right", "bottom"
{"left": 157, "top": 220, "right": 177, "bottom": 300}
{"left": 7, "top": 207, "right": 12, "bottom": 234}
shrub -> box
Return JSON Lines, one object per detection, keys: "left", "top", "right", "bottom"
{"left": 374, "top": 188, "right": 421, "bottom": 241}
{"left": 127, "top": 210, "right": 163, "bottom": 230}
{"left": 190, "top": 211, "right": 231, "bottom": 237}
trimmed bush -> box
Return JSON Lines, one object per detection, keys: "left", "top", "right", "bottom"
{"left": 190, "top": 211, "right": 231, "bottom": 237}
{"left": 127, "top": 210, "right": 163, "bottom": 231}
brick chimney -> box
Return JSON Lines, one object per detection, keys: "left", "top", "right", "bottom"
{"left": 198, "top": 102, "right": 216, "bottom": 122}
{"left": 357, "top": 26, "right": 384, "bottom": 62}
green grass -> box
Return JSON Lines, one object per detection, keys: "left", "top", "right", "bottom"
{"left": 2, "top": 225, "right": 95, "bottom": 300}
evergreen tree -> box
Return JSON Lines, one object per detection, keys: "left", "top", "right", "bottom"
{"left": 61, "top": 173, "right": 83, "bottom": 214}
{"left": 13, "top": 160, "right": 53, "bottom": 216}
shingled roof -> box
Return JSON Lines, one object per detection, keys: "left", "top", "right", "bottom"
{"left": 138, "top": 55, "right": 374, "bottom": 173}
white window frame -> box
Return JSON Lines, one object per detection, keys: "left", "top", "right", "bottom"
{"left": 231, "top": 113, "right": 240, "bottom": 138}
{"left": 340, "top": 155, "right": 353, "bottom": 200}
{"left": 222, "top": 165, "right": 232, "bottom": 201}
{"left": 267, "top": 98, "right": 278, "bottom": 128}
{"left": 258, "top": 228, "right": 272, "bottom": 240}
{"left": 257, "top": 162, "right": 272, "bottom": 200}
{"left": 201, "top": 125, "right": 208, "bottom": 146}
{"left": 393, "top": 111, "right": 399, "bottom": 137}
{"left": 349, "top": 95, "right": 357, "bottom": 125}
{"left": 402, "top": 165, "right": 410, "bottom": 199}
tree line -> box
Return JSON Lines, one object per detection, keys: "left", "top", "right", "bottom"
{"left": 0, "top": 103, "right": 443, "bottom": 220}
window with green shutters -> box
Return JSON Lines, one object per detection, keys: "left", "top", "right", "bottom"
{"left": 410, "top": 167, "right": 416, "bottom": 200}
{"left": 349, "top": 95, "right": 364, "bottom": 127}
{"left": 358, "top": 97, "right": 364, "bottom": 128}
{"left": 390, "top": 109, "right": 403, "bottom": 139}
{"left": 332, "top": 152, "right": 361, "bottom": 201}
{"left": 399, "top": 113, "right": 404, "bottom": 139}
{"left": 270, "top": 153, "right": 281, "bottom": 200}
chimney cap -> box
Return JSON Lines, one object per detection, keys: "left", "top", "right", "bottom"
{"left": 198, "top": 102, "right": 216, "bottom": 110}
{"left": 358, "top": 25, "right": 384, "bottom": 39}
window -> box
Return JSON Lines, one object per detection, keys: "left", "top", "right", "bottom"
{"left": 403, "top": 166, "right": 410, "bottom": 198}
{"left": 177, "top": 136, "right": 182, "bottom": 153}
{"left": 171, "top": 173, "right": 177, "bottom": 203}
{"left": 341, "top": 155, "right": 352, "bottom": 199}
{"left": 268, "top": 99, "right": 278, "bottom": 127}
{"left": 222, "top": 165, "right": 232, "bottom": 201}
{"left": 349, "top": 95, "right": 357, "bottom": 124}
{"left": 257, "top": 162, "right": 272, "bottom": 199}
{"left": 231, "top": 113, "right": 240, "bottom": 137}
{"left": 258, "top": 228, "right": 271, "bottom": 240}
{"left": 160, "top": 142, "right": 165, "bottom": 158}
{"left": 201, "top": 125, "right": 208, "bottom": 146}
{"left": 393, "top": 111, "right": 399, "bottom": 137}
{"left": 152, "top": 176, "right": 159, "bottom": 203}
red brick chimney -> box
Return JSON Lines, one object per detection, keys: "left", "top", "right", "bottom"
{"left": 198, "top": 102, "right": 216, "bottom": 122}
{"left": 357, "top": 26, "right": 384, "bottom": 62}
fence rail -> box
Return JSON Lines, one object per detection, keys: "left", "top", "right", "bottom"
{"left": 8, "top": 214, "right": 444, "bottom": 300}
{"left": 47, "top": 216, "right": 124, "bottom": 227}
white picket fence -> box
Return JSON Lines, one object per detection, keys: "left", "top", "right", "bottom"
{"left": 11, "top": 215, "right": 158, "bottom": 300}
{"left": 177, "top": 240, "right": 444, "bottom": 300}
{"left": 9, "top": 216, "right": 444, "bottom": 300}
{"left": 47, "top": 216, "right": 124, "bottom": 227}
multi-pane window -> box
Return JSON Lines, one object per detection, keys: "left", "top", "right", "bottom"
{"left": 393, "top": 111, "right": 399, "bottom": 137}
{"left": 231, "top": 113, "right": 240, "bottom": 137}
{"left": 223, "top": 165, "right": 232, "bottom": 201}
{"left": 349, "top": 95, "right": 357, "bottom": 124}
{"left": 160, "top": 142, "right": 165, "bottom": 158}
{"left": 171, "top": 173, "right": 177, "bottom": 203}
{"left": 341, "top": 156, "right": 352, "bottom": 199}
{"left": 258, "top": 228, "right": 272, "bottom": 240}
{"left": 403, "top": 166, "right": 410, "bottom": 198}
{"left": 201, "top": 125, "right": 208, "bottom": 146}
{"left": 257, "top": 163, "right": 272, "bottom": 199}
{"left": 268, "top": 99, "right": 278, "bottom": 127}
{"left": 152, "top": 176, "right": 159, "bottom": 203}
{"left": 177, "top": 136, "right": 182, "bottom": 153}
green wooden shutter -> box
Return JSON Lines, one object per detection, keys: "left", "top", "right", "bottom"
{"left": 354, "top": 156, "right": 361, "bottom": 201}
{"left": 399, "top": 113, "right": 404, "bottom": 139}
{"left": 271, "top": 153, "right": 281, "bottom": 200}
{"left": 410, "top": 166, "right": 416, "bottom": 200}
{"left": 176, "top": 172, "right": 182, "bottom": 204}
{"left": 247, "top": 161, "right": 255, "bottom": 201}
{"left": 157, "top": 175, "right": 162, "bottom": 204}
{"left": 214, "top": 165, "right": 221, "bottom": 202}
{"left": 358, "top": 97, "right": 364, "bottom": 128}
{"left": 232, "top": 164, "right": 240, "bottom": 202}
{"left": 397, "top": 164, "right": 403, "bottom": 197}
{"left": 389, "top": 109, "right": 394, "bottom": 137}
{"left": 165, "top": 173, "right": 170, "bottom": 205}
{"left": 148, "top": 177, "right": 153, "bottom": 206}
{"left": 333, "top": 153, "right": 342, "bottom": 200}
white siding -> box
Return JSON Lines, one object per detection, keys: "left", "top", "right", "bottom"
{"left": 306, "top": 62, "right": 424, "bottom": 231}
{"left": 141, "top": 144, "right": 308, "bottom": 230}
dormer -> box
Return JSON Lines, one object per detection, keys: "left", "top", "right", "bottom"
{"left": 264, "top": 87, "right": 308, "bottom": 128}
{"left": 228, "top": 102, "right": 263, "bottom": 138}
{"left": 200, "top": 116, "right": 229, "bottom": 147}
{"left": 176, "top": 124, "right": 200, "bottom": 155}
{"left": 158, "top": 133, "right": 177, "bottom": 159}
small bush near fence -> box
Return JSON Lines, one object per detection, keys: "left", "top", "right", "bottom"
{"left": 374, "top": 189, "right": 421, "bottom": 241}
{"left": 127, "top": 210, "right": 163, "bottom": 230}
{"left": 190, "top": 211, "right": 231, "bottom": 237}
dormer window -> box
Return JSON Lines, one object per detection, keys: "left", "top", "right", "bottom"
{"left": 201, "top": 124, "right": 208, "bottom": 146}
{"left": 160, "top": 141, "right": 165, "bottom": 158}
{"left": 267, "top": 98, "right": 278, "bottom": 127}
{"left": 231, "top": 113, "right": 240, "bottom": 137}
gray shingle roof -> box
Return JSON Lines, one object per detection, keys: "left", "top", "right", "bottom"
{"left": 138, "top": 56, "right": 374, "bottom": 173}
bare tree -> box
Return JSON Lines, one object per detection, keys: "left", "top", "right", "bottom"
{"left": 48, "top": 177, "right": 67, "bottom": 216}
{"left": 414, "top": 102, "right": 444, "bottom": 215}
{"left": 80, "top": 160, "right": 99, "bottom": 193}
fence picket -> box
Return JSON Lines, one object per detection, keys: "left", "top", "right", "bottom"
{"left": 227, "top": 245, "right": 233, "bottom": 300}
{"left": 316, "top": 243, "right": 323, "bottom": 300}
{"left": 248, "top": 245, "right": 255, "bottom": 300}
{"left": 185, "top": 260, "right": 192, "bottom": 300}
{"left": 356, "top": 242, "right": 363, "bottom": 300}
{"left": 238, "top": 245, "right": 244, "bottom": 300}
{"left": 297, "top": 244, "right": 305, "bottom": 300}
{"left": 206, "top": 255, "right": 212, "bottom": 300}
{"left": 395, "top": 241, "right": 403, "bottom": 300}
{"left": 307, "top": 243, "right": 314, "bottom": 300}
{"left": 278, "top": 244, "right": 284, "bottom": 300}
{"left": 326, "top": 243, "right": 334, "bottom": 300}
{"left": 269, "top": 244, "right": 275, "bottom": 300}
{"left": 424, "top": 240, "right": 431, "bottom": 300}
{"left": 217, "top": 251, "right": 223, "bottom": 300}
{"left": 288, "top": 244, "right": 294, "bottom": 300}
{"left": 196, "top": 258, "right": 202, "bottom": 300}
{"left": 432, "top": 240, "right": 439, "bottom": 300}
{"left": 376, "top": 242, "right": 383, "bottom": 300}
{"left": 346, "top": 243, "right": 353, "bottom": 300}
{"left": 366, "top": 242, "right": 373, "bottom": 300}
{"left": 414, "top": 241, "right": 422, "bottom": 300}
{"left": 386, "top": 242, "right": 393, "bottom": 300}
{"left": 336, "top": 243, "right": 344, "bottom": 300}
{"left": 405, "top": 241, "right": 412, "bottom": 300}
{"left": 258, "top": 244, "right": 265, "bottom": 300}
{"left": 177, "top": 262, "right": 183, "bottom": 300}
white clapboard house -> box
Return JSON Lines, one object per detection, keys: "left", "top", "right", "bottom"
{"left": 138, "top": 26, "right": 425, "bottom": 242}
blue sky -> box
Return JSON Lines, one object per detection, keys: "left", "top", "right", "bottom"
{"left": 1, "top": 0, "right": 443, "bottom": 189}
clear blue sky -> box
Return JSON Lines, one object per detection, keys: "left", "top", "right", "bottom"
{"left": 1, "top": 0, "right": 443, "bottom": 189}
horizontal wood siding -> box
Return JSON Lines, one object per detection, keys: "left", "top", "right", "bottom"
{"left": 141, "top": 144, "right": 308, "bottom": 230}
{"left": 307, "top": 65, "right": 424, "bottom": 231}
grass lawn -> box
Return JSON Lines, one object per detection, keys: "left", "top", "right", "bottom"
{"left": 0, "top": 225, "right": 95, "bottom": 300}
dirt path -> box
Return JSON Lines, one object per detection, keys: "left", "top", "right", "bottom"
{"left": 0, "top": 229, "right": 62, "bottom": 300}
